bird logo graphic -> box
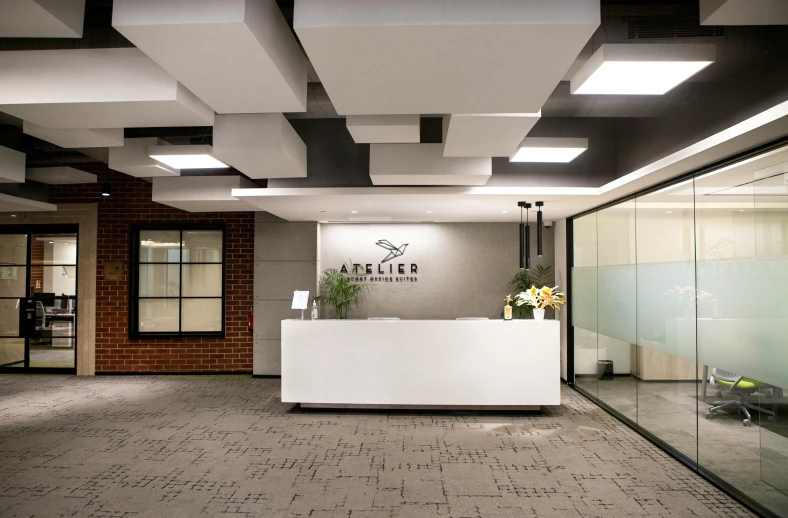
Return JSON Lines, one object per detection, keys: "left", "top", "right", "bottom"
{"left": 376, "top": 240, "right": 408, "bottom": 263}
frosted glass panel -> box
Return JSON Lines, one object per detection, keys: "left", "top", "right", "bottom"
{"left": 0, "top": 267, "right": 26, "bottom": 298}
{"left": 572, "top": 213, "right": 597, "bottom": 397}
{"left": 0, "top": 235, "right": 26, "bottom": 265}
{"left": 139, "top": 299, "right": 179, "bottom": 332}
{"left": 182, "top": 230, "right": 222, "bottom": 263}
{"left": 140, "top": 230, "right": 180, "bottom": 263}
{"left": 181, "top": 299, "right": 221, "bottom": 332}
{"left": 182, "top": 264, "right": 222, "bottom": 297}
{"left": 139, "top": 265, "right": 180, "bottom": 297}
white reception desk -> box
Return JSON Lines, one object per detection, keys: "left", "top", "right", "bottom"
{"left": 281, "top": 319, "right": 560, "bottom": 410}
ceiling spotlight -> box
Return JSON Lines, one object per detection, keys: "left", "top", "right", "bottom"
{"left": 351, "top": 210, "right": 358, "bottom": 214}
{"left": 511, "top": 137, "right": 588, "bottom": 163}
{"left": 101, "top": 183, "right": 111, "bottom": 197}
{"left": 739, "top": 209, "right": 747, "bottom": 212}
{"left": 10, "top": 214, "right": 16, "bottom": 218}
{"left": 502, "top": 210, "right": 508, "bottom": 214}
{"left": 570, "top": 44, "right": 715, "bottom": 95}
{"left": 666, "top": 210, "right": 672, "bottom": 214}
{"left": 426, "top": 210, "right": 433, "bottom": 214}
{"left": 148, "top": 144, "right": 229, "bottom": 169}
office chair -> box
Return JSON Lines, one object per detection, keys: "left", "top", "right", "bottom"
{"left": 706, "top": 368, "right": 777, "bottom": 426}
{"left": 34, "top": 301, "right": 53, "bottom": 347}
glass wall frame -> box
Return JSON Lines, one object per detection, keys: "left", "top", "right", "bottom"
{"left": 129, "top": 223, "right": 226, "bottom": 338}
{"left": 569, "top": 140, "right": 788, "bottom": 518}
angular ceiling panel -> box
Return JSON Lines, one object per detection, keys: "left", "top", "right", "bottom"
{"left": 23, "top": 122, "right": 124, "bottom": 148}
{"left": 0, "top": 48, "right": 214, "bottom": 129}
{"left": 370, "top": 144, "right": 491, "bottom": 186}
{"left": 700, "top": 0, "right": 788, "bottom": 25}
{"left": 26, "top": 166, "right": 97, "bottom": 185}
{"left": 0, "top": 145, "right": 25, "bottom": 183}
{"left": 0, "top": 0, "right": 85, "bottom": 38}
{"left": 0, "top": 193, "right": 56, "bottom": 212}
{"left": 295, "top": 0, "right": 599, "bottom": 115}
{"left": 152, "top": 175, "right": 258, "bottom": 212}
{"left": 443, "top": 113, "right": 541, "bottom": 158}
{"left": 346, "top": 115, "right": 420, "bottom": 144}
{"left": 109, "top": 138, "right": 180, "bottom": 178}
{"left": 113, "top": 0, "right": 307, "bottom": 114}
{"left": 213, "top": 114, "right": 306, "bottom": 179}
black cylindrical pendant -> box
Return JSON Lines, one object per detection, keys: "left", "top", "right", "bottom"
{"left": 537, "top": 209, "right": 543, "bottom": 257}
{"left": 519, "top": 222, "right": 525, "bottom": 269}
{"left": 525, "top": 224, "right": 531, "bottom": 270}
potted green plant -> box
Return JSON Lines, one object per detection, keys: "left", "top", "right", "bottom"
{"left": 515, "top": 285, "right": 566, "bottom": 320}
{"left": 505, "top": 265, "right": 553, "bottom": 319}
{"left": 314, "top": 265, "right": 370, "bottom": 319}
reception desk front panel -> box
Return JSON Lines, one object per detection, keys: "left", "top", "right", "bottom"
{"left": 281, "top": 319, "right": 560, "bottom": 408}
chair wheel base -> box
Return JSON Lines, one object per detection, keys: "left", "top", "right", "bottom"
{"left": 767, "top": 416, "right": 777, "bottom": 423}
{"left": 706, "top": 412, "right": 714, "bottom": 420}
{"left": 743, "top": 419, "right": 752, "bottom": 427}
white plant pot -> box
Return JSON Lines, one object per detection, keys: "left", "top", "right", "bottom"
{"left": 533, "top": 309, "right": 545, "bottom": 321}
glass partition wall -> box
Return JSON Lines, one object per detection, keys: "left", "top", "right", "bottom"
{"left": 570, "top": 144, "right": 788, "bottom": 518}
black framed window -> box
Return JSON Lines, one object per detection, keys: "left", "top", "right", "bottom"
{"left": 129, "top": 224, "right": 225, "bottom": 338}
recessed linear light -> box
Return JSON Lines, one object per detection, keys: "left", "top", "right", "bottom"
{"left": 510, "top": 137, "right": 588, "bottom": 163}
{"left": 148, "top": 144, "right": 229, "bottom": 169}
{"left": 570, "top": 44, "right": 715, "bottom": 95}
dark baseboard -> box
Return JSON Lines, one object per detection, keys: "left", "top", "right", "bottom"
{"left": 572, "top": 385, "right": 779, "bottom": 518}
{"left": 253, "top": 374, "right": 281, "bottom": 379}
{"left": 95, "top": 371, "right": 252, "bottom": 376}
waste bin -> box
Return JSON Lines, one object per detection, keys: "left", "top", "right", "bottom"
{"left": 597, "top": 360, "right": 614, "bottom": 380}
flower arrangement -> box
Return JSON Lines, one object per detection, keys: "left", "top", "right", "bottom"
{"left": 666, "top": 285, "right": 718, "bottom": 309}
{"left": 515, "top": 285, "right": 566, "bottom": 320}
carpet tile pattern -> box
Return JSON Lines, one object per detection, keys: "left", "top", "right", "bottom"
{"left": 0, "top": 376, "right": 754, "bottom": 517}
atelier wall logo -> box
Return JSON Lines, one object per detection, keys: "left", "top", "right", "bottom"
{"left": 376, "top": 239, "right": 408, "bottom": 263}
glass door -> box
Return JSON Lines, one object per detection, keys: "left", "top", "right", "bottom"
{"left": 0, "top": 225, "right": 78, "bottom": 373}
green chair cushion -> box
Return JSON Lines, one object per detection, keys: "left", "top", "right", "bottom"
{"left": 713, "top": 377, "right": 757, "bottom": 390}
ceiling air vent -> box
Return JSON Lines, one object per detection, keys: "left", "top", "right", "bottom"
{"left": 627, "top": 18, "right": 725, "bottom": 39}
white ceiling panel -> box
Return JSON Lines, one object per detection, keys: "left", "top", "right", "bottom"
{"left": 0, "top": 193, "right": 56, "bottom": 212}
{"left": 152, "top": 175, "right": 258, "bottom": 212}
{"left": 112, "top": 0, "right": 307, "bottom": 114}
{"left": 0, "top": 0, "right": 85, "bottom": 38}
{"left": 26, "top": 166, "right": 96, "bottom": 185}
{"left": 213, "top": 113, "right": 306, "bottom": 179}
{"left": 294, "top": 0, "right": 599, "bottom": 115}
{"left": 443, "top": 113, "right": 541, "bottom": 157}
{"left": 700, "top": 0, "right": 788, "bottom": 25}
{"left": 109, "top": 138, "right": 180, "bottom": 178}
{"left": 346, "top": 115, "right": 420, "bottom": 144}
{"left": 0, "top": 145, "right": 25, "bottom": 183}
{"left": 370, "top": 144, "right": 491, "bottom": 186}
{"left": 23, "top": 122, "right": 124, "bottom": 148}
{"left": 0, "top": 48, "right": 214, "bottom": 129}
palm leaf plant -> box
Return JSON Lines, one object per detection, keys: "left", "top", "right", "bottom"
{"left": 314, "top": 265, "right": 371, "bottom": 319}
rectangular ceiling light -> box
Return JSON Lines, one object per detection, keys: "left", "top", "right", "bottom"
{"left": 570, "top": 44, "right": 715, "bottom": 95}
{"left": 510, "top": 137, "right": 588, "bottom": 163}
{"left": 148, "top": 144, "right": 229, "bottom": 169}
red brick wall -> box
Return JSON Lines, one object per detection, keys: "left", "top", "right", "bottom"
{"left": 49, "top": 170, "right": 254, "bottom": 373}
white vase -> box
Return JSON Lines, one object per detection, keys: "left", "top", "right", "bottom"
{"left": 533, "top": 309, "right": 545, "bottom": 321}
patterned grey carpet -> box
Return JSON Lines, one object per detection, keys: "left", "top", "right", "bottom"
{"left": 0, "top": 375, "right": 754, "bottom": 517}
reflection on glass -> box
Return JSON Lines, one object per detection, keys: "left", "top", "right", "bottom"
{"left": 182, "top": 264, "right": 222, "bottom": 297}
{"left": 572, "top": 213, "right": 598, "bottom": 399}
{"left": 181, "top": 298, "right": 221, "bottom": 332}
{"left": 139, "top": 299, "right": 179, "bottom": 332}
{"left": 596, "top": 202, "right": 637, "bottom": 421}
{"left": 0, "top": 298, "right": 20, "bottom": 337}
{"left": 0, "top": 267, "right": 27, "bottom": 298}
{"left": 30, "top": 335, "right": 74, "bottom": 369}
{"left": 31, "top": 235, "right": 78, "bottom": 265}
{"left": 139, "top": 264, "right": 180, "bottom": 297}
{"left": 0, "top": 338, "right": 24, "bottom": 367}
{"left": 140, "top": 230, "right": 180, "bottom": 263}
{"left": 0, "top": 235, "right": 26, "bottom": 265}
{"left": 182, "top": 230, "right": 222, "bottom": 263}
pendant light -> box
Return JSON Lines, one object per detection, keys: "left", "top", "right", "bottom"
{"left": 518, "top": 201, "right": 526, "bottom": 270}
{"left": 536, "top": 201, "right": 543, "bottom": 257}
{"left": 525, "top": 203, "right": 531, "bottom": 270}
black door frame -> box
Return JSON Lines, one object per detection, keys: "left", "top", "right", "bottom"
{"left": 0, "top": 223, "right": 79, "bottom": 374}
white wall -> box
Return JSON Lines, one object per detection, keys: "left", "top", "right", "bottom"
{"left": 44, "top": 241, "right": 77, "bottom": 296}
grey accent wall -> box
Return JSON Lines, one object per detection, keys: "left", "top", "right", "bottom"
{"left": 253, "top": 215, "right": 319, "bottom": 375}
{"left": 318, "top": 223, "right": 554, "bottom": 320}
{"left": 554, "top": 219, "right": 569, "bottom": 381}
